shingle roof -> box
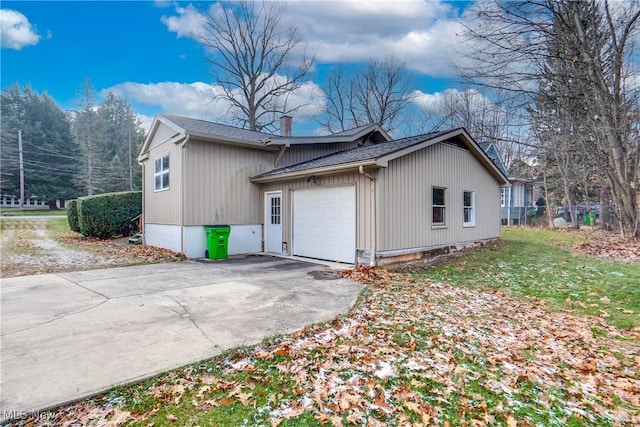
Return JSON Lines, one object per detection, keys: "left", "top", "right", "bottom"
{"left": 253, "top": 130, "right": 452, "bottom": 178}
{"left": 163, "top": 114, "right": 277, "bottom": 144}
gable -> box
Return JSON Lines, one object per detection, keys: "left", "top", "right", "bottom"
{"left": 252, "top": 128, "right": 510, "bottom": 186}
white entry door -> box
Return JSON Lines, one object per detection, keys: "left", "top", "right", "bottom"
{"left": 293, "top": 186, "right": 356, "bottom": 264}
{"left": 264, "top": 191, "right": 282, "bottom": 254}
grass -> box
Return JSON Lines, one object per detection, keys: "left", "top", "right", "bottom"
{"left": 416, "top": 227, "right": 640, "bottom": 329}
{"left": 0, "top": 207, "right": 67, "bottom": 216}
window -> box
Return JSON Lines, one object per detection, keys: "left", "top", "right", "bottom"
{"left": 154, "top": 154, "right": 170, "bottom": 191}
{"left": 270, "top": 195, "right": 281, "bottom": 225}
{"left": 432, "top": 187, "right": 446, "bottom": 225}
{"left": 463, "top": 191, "right": 475, "bottom": 226}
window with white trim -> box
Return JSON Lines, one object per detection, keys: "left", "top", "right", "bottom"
{"left": 463, "top": 190, "right": 475, "bottom": 226}
{"left": 154, "top": 154, "right": 170, "bottom": 191}
{"left": 432, "top": 187, "right": 446, "bottom": 225}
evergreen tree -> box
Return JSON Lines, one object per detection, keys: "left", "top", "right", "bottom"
{"left": 0, "top": 84, "right": 81, "bottom": 205}
{"left": 94, "top": 92, "right": 144, "bottom": 193}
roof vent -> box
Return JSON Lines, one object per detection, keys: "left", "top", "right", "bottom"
{"left": 280, "top": 115, "right": 292, "bottom": 136}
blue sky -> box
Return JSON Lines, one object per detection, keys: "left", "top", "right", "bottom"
{"left": 1, "top": 1, "right": 477, "bottom": 133}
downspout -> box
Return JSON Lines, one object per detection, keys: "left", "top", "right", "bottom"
{"left": 180, "top": 135, "right": 189, "bottom": 255}
{"left": 274, "top": 144, "right": 289, "bottom": 167}
{"left": 359, "top": 165, "right": 377, "bottom": 267}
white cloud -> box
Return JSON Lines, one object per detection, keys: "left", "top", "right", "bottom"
{"left": 0, "top": 9, "right": 40, "bottom": 50}
{"left": 102, "top": 81, "right": 227, "bottom": 121}
{"left": 102, "top": 78, "right": 326, "bottom": 130}
{"left": 160, "top": 4, "right": 207, "bottom": 40}
{"left": 160, "top": 0, "right": 470, "bottom": 78}
{"left": 283, "top": 0, "right": 467, "bottom": 76}
{"left": 412, "top": 88, "right": 494, "bottom": 114}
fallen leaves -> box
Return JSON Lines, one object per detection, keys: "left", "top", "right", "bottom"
{"left": 574, "top": 231, "right": 640, "bottom": 264}
{"left": 1, "top": 218, "right": 186, "bottom": 278}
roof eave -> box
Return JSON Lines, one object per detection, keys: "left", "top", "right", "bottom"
{"left": 272, "top": 124, "right": 391, "bottom": 145}
{"left": 250, "top": 160, "right": 379, "bottom": 183}
{"left": 187, "top": 132, "right": 279, "bottom": 151}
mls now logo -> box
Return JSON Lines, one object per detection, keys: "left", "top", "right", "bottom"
{"left": 2, "top": 409, "right": 55, "bottom": 423}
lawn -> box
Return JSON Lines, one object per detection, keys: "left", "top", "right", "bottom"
{"left": 418, "top": 228, "right": 639, "bottom": 330}
{"left": 17, "top": 228, "right": 640, "bottom": 427}
{"left": 0, "top": 207, "right": 67, "bottom": 216}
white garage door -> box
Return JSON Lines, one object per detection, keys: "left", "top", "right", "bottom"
{"left": 293, "top": 186, "right": 356, "bottom": 264}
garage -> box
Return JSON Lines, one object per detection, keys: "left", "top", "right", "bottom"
{"left": 292, "top": 186, "right": 356, "bottom": 264}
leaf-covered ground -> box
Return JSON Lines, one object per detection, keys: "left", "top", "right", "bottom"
{"left": 0, "top": 218, "right": 184, "bottom": 278}
{"left": 572, "top": 229, "right": 640, "bottom": 264}
{"left": 18, "top": 268, "right": 639, "bottom": 426}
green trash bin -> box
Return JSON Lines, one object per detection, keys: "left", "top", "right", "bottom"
{"left": 204, "top": 225, "right": 231, "bottom": 260}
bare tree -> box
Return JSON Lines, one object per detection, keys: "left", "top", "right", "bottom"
{"left": 424, "top": 87, "right": 531, "bottom": 171}
{"left": 199, "top": 1, "right": 313, "bottom": 131}
{"left": 462, "top": 0, "right": 640, "bottom": 237}
{"left": 322, "top": 65, "right": 354, "bottom": 134}
{"left": 322, "top": 56, "right": 415, "bottom": 135}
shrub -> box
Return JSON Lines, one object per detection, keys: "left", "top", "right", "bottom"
{"left": 77, "top": 191, "right": 142, "bottom": 238}
{"left": 67, "top": 199, "right": 80, "bottom": 233}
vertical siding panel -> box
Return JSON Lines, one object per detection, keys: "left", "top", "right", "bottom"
{"left": 183, "top": 140, "right": 274, "bottom": 226}
{"left": 378, "top": 142, "right": 502, "bottom": 251}
{"left": 143, "top": 124, "right": 182, "bottom": 224}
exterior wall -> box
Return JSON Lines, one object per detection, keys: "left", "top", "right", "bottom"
{"left": 278, "top": 142, "right": 361, "bottom": 167}
{"left": 261, "top": 172, "right": 375, "bottom": 256}
{"left": 182, "top": 139, "right": 274, "bottom": 226}
{"left": 377, "top": 142, "right": 502, "bottom": 252}
{"left": 142, "top": 123, "right": 183, "bottom": 225}
{"left": 183, "top": 224, "right": 262, "bottom": 258}
{"left": 145, "top": 224, "right": 182, "bottom": 253}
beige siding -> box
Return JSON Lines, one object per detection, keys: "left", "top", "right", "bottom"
{"left": 262, "top": 173, "right": 375, "bottom": 254}
{"left": 377, "top": 143, "right": 501, "bottom": 251}
{"left": 183, "top": 139, "right": 274, "bottom": 225}
{"left": 142, "top": 124, "right": 183, "bottom": 225}
{"left": 278, "top": 142, "right": 360, "bottom": 167}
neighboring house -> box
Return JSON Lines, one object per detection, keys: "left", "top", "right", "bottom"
{"left": 478, "top": 142, "right": 535, "bottom": 225}
{"left": 138, "top": 114, "right": 510, "bottom": 265}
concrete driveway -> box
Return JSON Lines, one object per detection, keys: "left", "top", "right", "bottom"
{"left": 0, "top": 256, "right": 361, "bottom": 420}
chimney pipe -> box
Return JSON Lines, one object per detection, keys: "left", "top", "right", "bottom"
{"left": 280, "top": 115, "right": 292, "bottom": 136}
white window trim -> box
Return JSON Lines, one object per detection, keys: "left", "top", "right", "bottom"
{"left": 154, "top": 153, "right": 170, "bottom": 192}
{"left": 463, "top": 190, "right": 476, "bottom": 227}
{"left": 432, "top": 186, "right": 447, "bottom": 228}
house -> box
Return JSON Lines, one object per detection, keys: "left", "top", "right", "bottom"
{"left": 478, "top": 142, "right": 537, "bottom": 225}
{"left": 138, "top": 114, "right": 510, "bottom": 265}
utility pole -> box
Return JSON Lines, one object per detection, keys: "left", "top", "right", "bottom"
{"left": 18, "top": 129, "right": 24, "bottom": 209}
{"left": 128, "top": 125, "right": 133, "bottom": 191}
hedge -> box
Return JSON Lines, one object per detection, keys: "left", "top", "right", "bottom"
{"left": 67, "top": 199, "right": 80, "bottom": 233}
{"left": 76, "top": 191, "right": 142, "bottom": 238}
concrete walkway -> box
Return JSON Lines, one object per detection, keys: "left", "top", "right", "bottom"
{"left": 0, "top": 257, "right": 361, "bottom": 421}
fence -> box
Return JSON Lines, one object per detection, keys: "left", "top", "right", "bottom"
{"left": 0, "top": 196, "right": 48, "bottom": 208}
{"left": 502, "top": 205, "right": 620, "bottom": 228}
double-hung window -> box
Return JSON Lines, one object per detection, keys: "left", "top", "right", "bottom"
{"left": 463, "top": 190, "right": 475, "bottom": 226}
{"left": 432, "top": 187, "right": 446, "bottom": 226}
{"left": 154, "top": 154, "right": 170, "bottom": 191}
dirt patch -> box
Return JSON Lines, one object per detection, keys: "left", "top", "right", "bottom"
{"left": 1, "top": 218, "right": 184, "bottom": 278}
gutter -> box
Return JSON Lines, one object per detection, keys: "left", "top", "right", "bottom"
{"left": 359, "top": 165, "right": 377, "bottom": 267}
{"left": 250, "top": 160, "right": 379, "bottom": 183}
